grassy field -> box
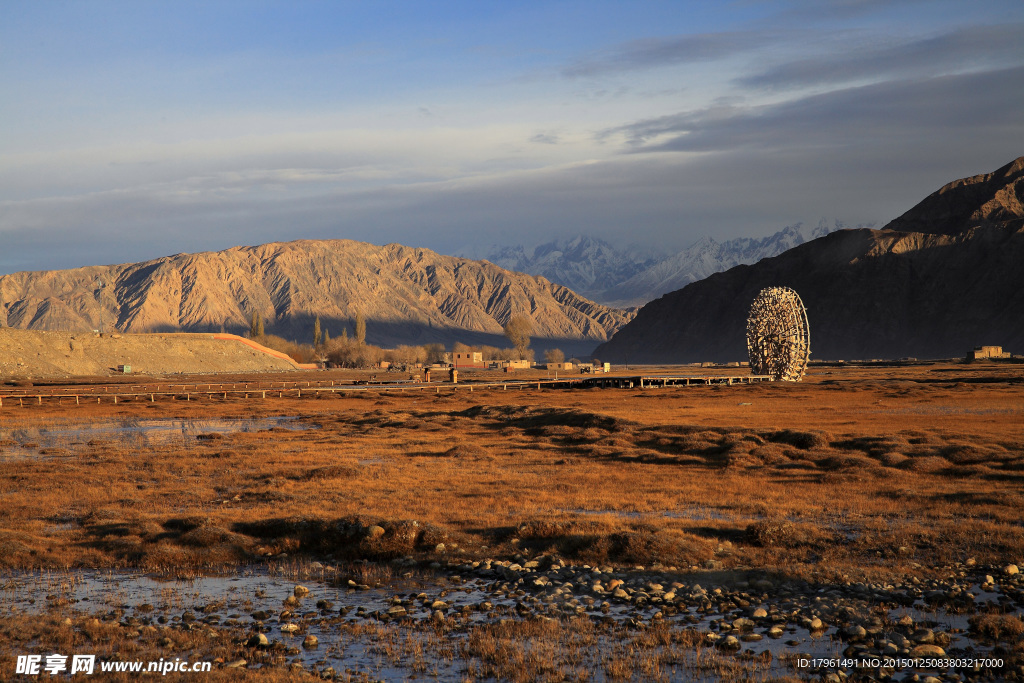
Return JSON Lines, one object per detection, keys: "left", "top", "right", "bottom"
{"left": 1, "top": 362, "right": 1022, "bottom": 681}
{"left": 1, "top": 362, "right": 1021, "bottom": 578}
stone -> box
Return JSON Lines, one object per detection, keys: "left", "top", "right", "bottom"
{"left": 246, "top": 633, "right": 269, "bottom": 648}
{"left": 293, "top": 585, "right": 310, "bottom": 597}
{"left": 1005, "top": 564, "right": 1019, "bottom": 576}
{"left": 752, "top": 607, "right": 768, "bottom": 618}
{"left": 910, "top": 644, "right": 946, "bottom": 657}
{"left": 912, "top": 628, "right": 934, "bottom": 644}
{"left": 716, "top": 635, "right": 741, "bottom": 651}
{"left": 280, "top": 623, "right": 299, "bottom": 633}
{"left": 225, "top": 659, "right": 247, "bottom": 669}
{"left": 302, "top": 635, "right": 318, "bottom": 649}
{"left": 367, "top": 525, "right": 385, "bottom": 538}
{"left": 845, "top": 625, "right": 867, "bottom": 640}
{"left": 732, "top": 617, "right": 755, "bottom": 631}
{"left": 809, "top": 617, "right": 824, "bottom": 631}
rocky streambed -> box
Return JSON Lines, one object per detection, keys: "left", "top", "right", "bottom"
{"left": 2, "top": 556, "right": 1022, "bottom": 681}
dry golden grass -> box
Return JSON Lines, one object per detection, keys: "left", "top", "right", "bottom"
{"left": 0, "top": 362, "right": 1022, "bottom": 581}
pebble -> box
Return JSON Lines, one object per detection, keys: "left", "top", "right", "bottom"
{"left": 225, "top": 659, "right": 247, "bottom": 669}
{"left": 1006, "top": 564, "right": 1020, "bottom": 576}
{"left": 53, "top": 551, "right": 1022, "bottom": 674}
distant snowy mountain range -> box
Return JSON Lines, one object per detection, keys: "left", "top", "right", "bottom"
{"left": 459, "top": 221, "right": 869, "bottom": 307}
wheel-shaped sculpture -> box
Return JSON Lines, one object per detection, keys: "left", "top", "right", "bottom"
{"left": 746, "top": 286, "right": 810, "bottom": 382}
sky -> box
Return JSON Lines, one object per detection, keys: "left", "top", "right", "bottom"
{"left": 2, "top": 0, "right": 1023, "bottom": 274}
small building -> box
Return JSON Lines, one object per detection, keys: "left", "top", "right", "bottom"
{"left": 968, "top": 345, "right": 1010, "bottom": 361}
{"left": 492, "top": 359, "right": 530, "bottom": 370}
{"left": 116, "top": 364, "right": 131, "bottom": 374}
{"left": 452, "top": 351, "right": 485, "bottom": 368}
{"left": 546, "top": 362, "right": 574, "bottom": 371}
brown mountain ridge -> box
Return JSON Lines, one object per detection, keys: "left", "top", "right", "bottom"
{"left": 0, "top": 240, "right": 635, "bottom": 356}
{"left": 594, "top": 156, "right": 1024, "bottom": 363}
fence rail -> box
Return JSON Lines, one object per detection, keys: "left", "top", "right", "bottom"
{"left": 0, "top": 374, "right": 773, "bottom": 408}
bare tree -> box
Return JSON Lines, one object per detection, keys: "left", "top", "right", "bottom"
{"left": 543, "top": 348, "right": 565, "bottom": 364}
{"left": 503, "top": 315, "right": 532, "bottom": 360}
{"left": 355, "top": 310, "right": 366, "bottom": 346}
{"left": 250, "top": 311, "right": 264, "bottom": 338}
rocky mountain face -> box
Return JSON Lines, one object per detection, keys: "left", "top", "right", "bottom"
{"left": 466, "top": 224, "right": 849, "bottom": 307}
{"left": 593, "top": 156, "right": 1024, "bottom": 363}
{"left": 0, "top": 240, "right": 634, "bottom": 356}
{"left": 459, "top": 235, "right": 657, "bottom": 301}
{"left": 598, "top": 222, "right": 847, "bottom": 307}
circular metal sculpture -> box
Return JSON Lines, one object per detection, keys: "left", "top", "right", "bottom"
{"left": 746, "top": 286, "right": 810, "bottom": 382}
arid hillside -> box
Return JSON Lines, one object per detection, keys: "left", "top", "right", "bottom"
{"left": 0, "top": 240, "right": 634, "bottom": 355}
{"left": 595, "top": 156, "right": 1024, "bottom": 362}
{"left": 0, "top": 329, "right": 304, "bottom": 379}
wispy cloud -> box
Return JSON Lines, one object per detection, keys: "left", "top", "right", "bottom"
{"left": 563, "top": 30, "right": 790, "bottom": 78}
{"left": 604, "top": 66, "right": 1024, "bottom": 154}
{"left": 738, "top": 23, "right": 1024, "bottom": 90}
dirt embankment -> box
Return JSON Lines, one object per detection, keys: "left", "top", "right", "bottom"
{"left": 0, "top": 329, "right": 303, "bottom": 380}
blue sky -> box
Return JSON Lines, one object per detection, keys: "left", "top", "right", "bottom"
{"left": 2, "top": 0, "right": 1023, "bottom": 273}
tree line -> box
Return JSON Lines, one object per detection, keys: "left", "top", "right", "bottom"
{"left": 246, "top": 312, "right": 566, "bottom": 368}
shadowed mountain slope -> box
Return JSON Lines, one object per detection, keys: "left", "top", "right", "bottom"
{"left": 593, "top": 157, "right": 1024, "bottom": 363}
